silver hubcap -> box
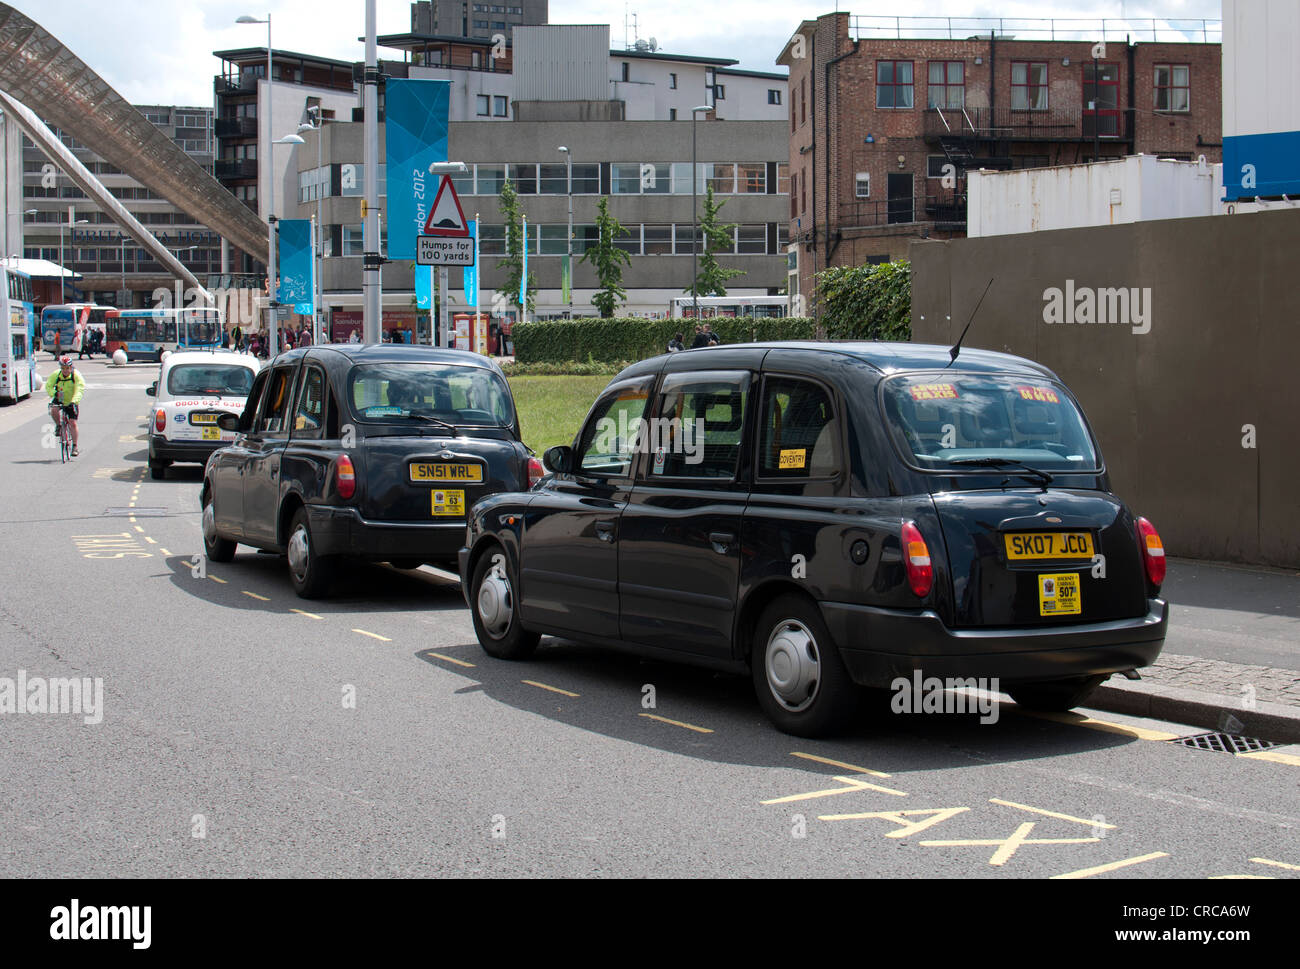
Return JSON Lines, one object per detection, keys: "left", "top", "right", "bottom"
{"left": 288, "top": 524, "right": 310, "bottom": 583}
{"left": 202, "top": 501, "right": 217, "bottom": 544}
{"left": 477, "top": 554, "right": 513, "bottom": 639}
{"left": 765, "top": 619, "right": 821, "bottom": 713}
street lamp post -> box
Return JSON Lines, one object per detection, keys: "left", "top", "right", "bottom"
{"left": 236, "top": 13, "right": 275, "bottom": 351}
{"left": 558, "top": 146, "right": 572, "bottom": 310}
{"left": 689, "top": 105, "right": 712, "bottom": 322}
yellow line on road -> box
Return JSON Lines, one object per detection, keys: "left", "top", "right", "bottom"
{"left": 159, "top": 548, "right": 171, "bottom": 556}
{"left": 1015, "top": 708, "right": 1180, "bottom": 741}
{"left": 638, "top": 713, "right": 712, "bottom": 734}
{"left": 144, "top": 537, "right": 156, "bottom": 544}
{"left": 1208, "top": 874, "right": 1272, "bottom": 879}
{"left": 1239, "top": 749, "right": 1300, "bottom": 767}
{"left": 1050, "top": 851, "right": 1169, "bottom": 879}
{"left": 352, "top": 628, "right": 391, "bottom": 642}
{"left": 1251, "top": 857, "right": 1300, "bottom": 872}
{"left": 133, "top": 526, "right": 144, "bottom": 533}
{"left": 989, "top": 797, "right": 1116, "bottom": 829}
{"left": 426, "top": 652, "right": 475, "bottom": 668}
{"left": 241, "top": 591, "right": 270, "bottom": 602}
{"left": 209, "top": 576, "right": 227, "bottom": 584}
{"left": 791, "top": 751, "right": 892, "bottom": 778}
{"left": 523, "top": 679, "right": 579, "bottom": 698}
{"left": 763, "top": 775, "right": 908, "bottom": 804}
{"left": 290, "top": 608, "right": 322, "bottom": 620}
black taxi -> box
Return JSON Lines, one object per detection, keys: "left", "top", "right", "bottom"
{"left": 458, "top": 342, "right": 1169, "bottom": 737}
{"left": 202, "top": 344, "right": 541, "bottom": 598}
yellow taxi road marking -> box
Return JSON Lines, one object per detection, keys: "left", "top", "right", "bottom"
{"left": 921, "top": 822, "right": 1099, "bottom": 867}
{"left": 133, "top": 526, "right": 144, "bottom": 533}
{"left": 1251, "top": 857, "right": 1300, "bottom": 872}
{"left": 790, "top": 751, "right": 892, "bottom": 778}
{"left": 989, "top": 797, "right": 1117, "bottom": 829}
{"left": 1050, "top": 851, "right": 1170, "bottom": 879}
{"left": 425, "top": 652, "right": 475, "bottom": 668}
{"left": 522, "top": 679, "right": 579, "bottom": 698}
{"left": 352, "top": 628, "right": 392, "bottom": 642}
{"left": 1015, "top": 708, "right": 1180, "bottom": 741}
{"left": 290, "top": 608, "right": 323, "bottom": 620}
{"left": 128, "top": 517, "right": 137, "bottom": 524}
{"left": 638, "top": 713, "right": 712, "bottom": 734}
{"left": 819, "top": 807, "right": 968, "bottom": 837}
{"left": 209, "top": 576, "right": 227, "bottom": 584}
{"left": 761, "top": 774, "right": 907, "bottom": 804}
{"left": 1239, "top": 749, "right": 1300, "bottom": 767}
{"left": 72, "top": 534, "right": 151, "bottom": 559}
{"left": 144, "top": 537, "right": 157, "bottom": 544}
{"left": 159, "top": 548, "right": 171, "bottom": 556}
{"left": 241, "top": 591, "right": 270, "bottom": 602}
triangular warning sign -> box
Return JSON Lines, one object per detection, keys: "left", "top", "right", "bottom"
{"left": 423, "top": 175, "right": 470, "bottom": 237}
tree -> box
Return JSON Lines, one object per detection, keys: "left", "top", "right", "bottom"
{"left": 688, "top": 185, "right": 745, "bottom": 298}
{"left": 815, "top": 260, "right": 912, "bottom": 341}
{"left": 580, "top": 197, "right": 631, "bottom": 318}
{"left": 496, "top": 178, "right": 535, "bottom": 313}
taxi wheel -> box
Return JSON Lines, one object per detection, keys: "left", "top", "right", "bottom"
{"left": 202, "top": 491, "right": 236, "bottom": 563}
{"left": 286, "top": 507, "right": 336, "bottom": 599}
{"left": 470, "top": 548, "right": 538, "bottom": 660}
{"left": 149, "top": 459, "right": 169, "bottom": 480}
{"left": 752, "top": 595, "right": 860, "bottom": 738}
{"left": 1008, "top": 675, "right": 1106, "bottom": 712}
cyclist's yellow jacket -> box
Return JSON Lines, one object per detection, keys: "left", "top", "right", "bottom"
{"left": 46, "top": 369, "right": 85, "bottom": 405}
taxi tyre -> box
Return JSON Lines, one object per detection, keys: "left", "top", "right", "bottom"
{"left": 287, "top": 507, "right": 336, "bottom": 599}
{"left": 470, "top": 547, "right": 539, "bottom": 660}
{"left": 752, "top": 594, "right": 861, "bottom": 738}
{"left": 202, "top": 490, "right": 236, "bottom": 563}
{"left": 1008, "top": 674, "right": 1107, "bottom": 712}
{"left": 149, "top": 458, "right": 169, "bottom": 480}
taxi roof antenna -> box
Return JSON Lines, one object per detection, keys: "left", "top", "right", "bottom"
{"left": 946, "top": 277, "right": 994, "bottom": 368}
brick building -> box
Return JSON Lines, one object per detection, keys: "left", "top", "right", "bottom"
{"left": 778, "top": 12, "right": 1223, "bottom": 307}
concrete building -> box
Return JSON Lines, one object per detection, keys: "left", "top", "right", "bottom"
{"left": 411, "top": 0, "right": 548, "bottom": 43}
{"left": 778, "top": 11, "right": 1223, "bottom": 304}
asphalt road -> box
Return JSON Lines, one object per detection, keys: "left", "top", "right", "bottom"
{"left": 1, "top": 356, "right": 1297, "bottom": 878}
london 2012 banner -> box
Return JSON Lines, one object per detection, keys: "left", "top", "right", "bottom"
{"left": 276, "top": 219, "right": 314, "bottom": 316}
{"left": 385, "top": 78, "right": 451, "bottom": 260}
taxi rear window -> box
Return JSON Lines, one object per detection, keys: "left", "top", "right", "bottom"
{"left": 166, "top": 364, "right": 255, "bottom": 397}
{"left": 348, "top": 363, "right": 513, "bottom": 426}
{"left": 881, "top": 374, "right": 1100, "bottom": 472}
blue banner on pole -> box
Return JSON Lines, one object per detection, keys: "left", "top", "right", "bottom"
{"left": 520, "top": 215, "right": 528, "bottom": 307}
{"left": 415, "top": 264, "right": 433, "bottom": 310}
{"left": 462, "top": 220, "right": 477, "bottom": 306}
{"left": 277, "top": 219, "right": 314, "bottom": 316}
{"left": 385, "top": 79, "right": 450, "bottom": 260}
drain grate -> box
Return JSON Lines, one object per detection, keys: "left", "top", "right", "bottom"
{"left": 103, "top": 506, "right": 169, "bottom": 517}
{"left": 1169, "top": 732, "right": 1277, "bottom": 754}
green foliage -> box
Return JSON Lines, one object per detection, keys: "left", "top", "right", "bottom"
{"left": 689, "top": 187, "right": 746, "bottom": 297}
{"left": 512, "top": 316, "right": 817, "bottom": 364}
{"left": 814, "top": 260, "right": 912, "bottom": 341}
{"left": 496, "top": 179, "right": 536, "bottom": 312}
{"left": 501, "top": 359, "right": 631, "bottom": 377}
{"left": 580, "top": 197, "right": 631, "bottom": 319}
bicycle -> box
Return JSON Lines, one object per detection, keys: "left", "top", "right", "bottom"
{"left": 51, "top": 389, "right": 72, "bottom": 463}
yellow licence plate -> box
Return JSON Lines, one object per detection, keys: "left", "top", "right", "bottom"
{"left": 1039, "top": 573, "right": 1081, "bottom": 616}
{"left": 1004, "top": 531, "right": 1094, "bottom": 560}
{"left": 431, "top": 489, "right": 465, "bottom": 517}
{"left": 191, "top": 413, "right": 219, "bottom": 425}
{"left": 202, "top": 427, "right": 221, "bottom": 441}
{"left": 410, "top": 462, "right": 483, "bottom": 483}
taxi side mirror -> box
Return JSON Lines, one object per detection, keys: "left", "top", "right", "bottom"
{"left": 146, "top": 382, "right": 156, "bottom": 397}
{"left": 217, "top": 413, "right": 241, "bottom": 432}
{"left": 543, "top": 445, "right": 574, "bottom": 474}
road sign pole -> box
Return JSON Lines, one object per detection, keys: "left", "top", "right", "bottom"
{"left": 439, "top": 266, "right": 449, "bottom": 348}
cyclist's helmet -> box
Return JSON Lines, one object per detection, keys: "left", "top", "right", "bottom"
{"left": 59, "top": 355, "right": 73, "bottom": 367}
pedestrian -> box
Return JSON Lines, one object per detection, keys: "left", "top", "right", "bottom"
{"left": 232, "top": 324, "right": 243, "bottom": 352}
{"left": 667, "top": 332, "right": 684, "bottom": 352}
{"left": 348, "top": 329, "right": 360, "bottom": 344}
{"left": 706, "top": 323, "right": 721, "bottom": 346}
{"left": 690, "top": 324, "right": 709, "bottom": 349}
{"left": 77, "top": 326, "right": 89, "bottom": 360}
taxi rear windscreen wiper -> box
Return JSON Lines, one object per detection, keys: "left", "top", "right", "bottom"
{"left": 949, "top": 457, "right": 1054, "bottom": 487}
{"left": 403, "top": 410, "right": 459, "bottom": 434}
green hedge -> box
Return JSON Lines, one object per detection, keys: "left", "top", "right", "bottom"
{"left": 512, "top": 316, "right": 817, "bottom": 364}
{"left": 500, "top": 359, "right": 632, "bottom": 377}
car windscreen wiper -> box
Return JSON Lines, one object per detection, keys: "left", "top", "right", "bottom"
{"left": 948, "top": 457, "right": 1054, "bottom": 487}
{"left": 402, "top": 410, "right": 459, "bottom": 434}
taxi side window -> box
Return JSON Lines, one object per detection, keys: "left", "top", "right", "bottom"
{"left": 651, "top": 372, "right": 750, "bottom": 480}
{"left": 574, "top": 382, "right": 653, "bottom": 477}
{"left": 258, "top": 367, "right": 296, "bottom": 435}
{"left": 758, "top": 376, "right": 839, "bottom": 478}
{"left": 291, "top": 365, "right": 326, "bottom": 439}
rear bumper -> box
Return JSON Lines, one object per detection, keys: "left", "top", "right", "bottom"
{"left": 150, "top": 435, "right": 225, "bottom": 464}
{"left": 821, "top": 598, "right": 1168, "bottom": 687}
{"left": 306, "top": 504, "right": 466, "bottom": 562}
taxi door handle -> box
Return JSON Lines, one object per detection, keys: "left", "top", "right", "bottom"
{"left": 709, "top": 531, "right": 735, "bottom": 554}
{"left": 595, "top": 520, "right": 616, "bottom": 543}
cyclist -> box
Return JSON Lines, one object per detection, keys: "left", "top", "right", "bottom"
{"left": 46, "top": 355, "right": 85, "bottom": 457}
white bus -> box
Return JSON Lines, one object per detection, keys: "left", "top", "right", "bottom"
{"left": 1, "top": 264, "right": 36, "bottom": 403}
{"left": 669, "top": 295, "right": 790, "bottom": 319}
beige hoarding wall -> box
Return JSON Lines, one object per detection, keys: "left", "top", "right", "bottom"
{"left": 910, "top": 208, "right": 1300, "bottom": 568}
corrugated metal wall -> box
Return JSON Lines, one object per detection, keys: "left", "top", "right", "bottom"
{"left": 512, "top": 25, "right": 609, "bottom": 103}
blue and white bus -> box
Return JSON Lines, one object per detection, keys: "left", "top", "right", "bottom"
{"left": 41, "top": 303, "right": 113, "bottom": 358}
{"left": 1, "top": 265, "right": 36, "bottom": 403}
{"left": 106, "top": 307, "right": 224, "bottom": 362}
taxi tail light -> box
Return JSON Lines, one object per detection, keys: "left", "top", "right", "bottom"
{"left": 154, "top": 408, "right": 166, "bottom": 433}
{"left": 901, "top": 521, "right": 933, "bottom": 598}
{"left": 335, "top": 455, "right": 357, "bottom": 500}
{"left": 527, "top": 456, "right": 545, "bottom": 489}
{"left": 1136, "top": 517, "right": 1165, "bottom": 588}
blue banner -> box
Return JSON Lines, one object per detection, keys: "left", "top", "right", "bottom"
{"left": 462, "top": 220, "right": 477, "bottom": 306}
{"left": 277, "top": 219, "right": 314, "bottom": 316}
{"left": 520, "top": 215, "right": 527, "bottom": 307}
{"left": 385, "top": 79, "right": 451, "bottom": 259}
{"left": 415, "top": 264, "right": 433, "bottom": 310}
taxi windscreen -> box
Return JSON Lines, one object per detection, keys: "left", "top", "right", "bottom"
{"left": 349, "top": 363, "right": 514, "bottom": 427}
{"left": 167, "top": 364, "right": 255, "bottom": 397}
{"left": 881, "top": 374, "right": 1100, "bottom": 472}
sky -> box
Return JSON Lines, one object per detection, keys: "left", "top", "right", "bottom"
{"left": 16, "top": 0, "right": 1222, "bottom": 109}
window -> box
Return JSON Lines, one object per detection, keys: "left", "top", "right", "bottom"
{"left": 1154, "top": 64, "right": 1190, "bottom": 112}
{"left": 575, "top": 381, "right": 653, "bottom": 477}
{"left": 706, "top": 162, "right": 735, "bottom": 194}
{"left": 927, "top": 61, "right": 965, "bottom": 109}
{"left": 643, "top": 224, "right": 672, "bottom": 255}
{"left": 927, "top": 155, "right": 951, "bottom": 179}
{"left": 476, "top": 94, "right": 490, "bottom": 116}
{"left": 493, "top": 95, "right": 508, "bottom": 117}
{"left": 621, "top": 62, "right": 629, "bottom": 82}
{"left": 292, "top": 366, "right": 327, "bottom": 438}
{"left": 669, "top": 108, "right": 677, "bottom": 121}
{"left": 342, "top": 225, "right": 364, "bottom": 256}
{"left": 258, "top": 366, "right": 296, "bottom": 434}
{"left": 479, "top": 224, "right": 505, "bottom": 255}
{"left": 736, "top": 224, "right": 766, "bottom": 254}
{"left": 1011, "top": 61, "right": 1048, "bottom": 110}
{"left": 650, "top": 373, "right": 750, "bottom": 480}
{"left": 715, "top": 85, "right": 725, "bottom": 100}
{"left": 509, "top": 163, "right": 537, "bottom": 194}
{"left": 736, "top": 163, "right": 766, "bottom": 193}
{"left": 855, "top": 172, "right": 871, "bottom": 198}
{"left": 471, "top": 51, "right": 482, "bottom": 68}
{"left": 570, "top": 163, "right": 600, "bottom": 194}
{"left": 790, "top": 171, "right": 799, "bottom": 218}
{"left": 669, "top": 73, "right": 677, "bottom": 89}
{"left": 612, "top": 163, "right": 642, "bottom": 194}
{"left": 758, "top": 377, "right": 838, "bottom": 478}
{"left": 876, "top": 60, "right": 914, "bottom": 109}
{"left": 476, "top": 165, "right": 506, "bottom": 195}
{"left": 777, "top": 163, "right": 790, "bottom": 195}
{"left": 800, "top": 77, "right": 806, "bottom": 125}
{"left": 768, "top": 89, "right": 781, "bottom": 105}
{"left": 539, "top": 164, "right": 568, "bottom": 194}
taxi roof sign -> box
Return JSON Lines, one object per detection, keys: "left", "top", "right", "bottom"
{"left": 423, "top": 174, "right": 470, "bottom": 237}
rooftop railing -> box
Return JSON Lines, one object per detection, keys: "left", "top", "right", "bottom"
{"left": 850, "top": 16, "right": 1221, "bottom": 44}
